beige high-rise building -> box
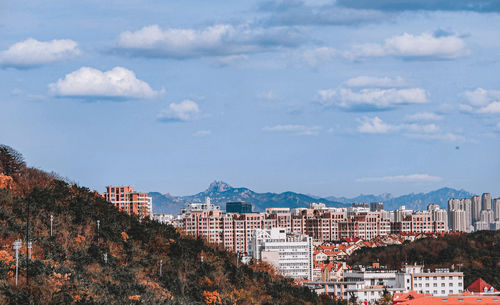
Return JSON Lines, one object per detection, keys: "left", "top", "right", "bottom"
{"left": 494, "top": 198, "right": 500, "bottom": 221}
{"left": 462, "top": 198, "right": 472, "bottom": 232}
{"left": 471, "top": 195, "right": 481, "bottom": 223}
{"left": 482, "top": 193, "right": 492, "bottom": 211}
{"left": 449, "top": 209, "right": 466, "bottom": 232}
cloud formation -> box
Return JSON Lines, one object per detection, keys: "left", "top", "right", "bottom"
{"left": 193, "top": 130, "right": 212, "bottom": 137}
{"left": 302, "top": 47, "right": 337, "bottom": 67}
{"left": 337, "top": 0, "right": 500, "bottom": 12}
{"left": 461, "top": 88, "right": 500, "bottom": 114}
{"left": 0, "top": 38, "right": 81, "bottom": 68}
{"left": 157, "top": 100, "right": 201, "bottom": 122}
{"left": 356, "top": 174, "right": 442, "bottom": 183}
{"left": 344, "top": 76, "right": 405, "bottom": 88}
{"left": 317, "top": 87, "right": 428, "bottom": 111}
{"left": 259, "top": 0, "right": 388, "bottom": 26}
{"left": 263, "top": 124, "right": 321, "bottom": 135}
{"left": 357, "top": 116, "right": 440, "bottom": 134}
{"left": 345, "top": 32, "right": 469, "bottom": 60}
{"left": 405, "top": 112, "right": 443, "bottom": 122}
{"left": 115, "top": 24, "right": 304, "bottom": 59}
{"left": 357, "top": 116, "right": 463, "bottom": 142}
{"left": 49, "top": 67, "right": 159, "bottom": 100}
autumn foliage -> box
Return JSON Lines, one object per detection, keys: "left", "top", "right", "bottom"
{"left": 0, "top": 145, "right": 332, "bottom": 305}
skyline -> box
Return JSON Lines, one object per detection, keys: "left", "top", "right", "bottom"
{"left": 1, "top": 0, "right": 500, "bottom": 198}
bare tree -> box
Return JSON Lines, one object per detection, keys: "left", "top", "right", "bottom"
{"left": 0, "top": 144, "right": 26, "bottom": 176}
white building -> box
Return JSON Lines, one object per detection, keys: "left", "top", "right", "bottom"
{"left": 304, "top": 265, "right": 463, "bottom": 304}
{"left": 153, "top": 213, "right": 174, "bottom": 224}
{"left": 395, "top": 265, "right": 463, "bottom": 296}
{"left": 250, "top": 228, "right": 313, "bottom": 280}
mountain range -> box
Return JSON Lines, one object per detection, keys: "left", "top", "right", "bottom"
{"left": 150, "top": 181, "right": 474, "bottom": 214}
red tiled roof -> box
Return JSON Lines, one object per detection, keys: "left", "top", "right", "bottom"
{"left": 466, "top": 278, "right": 499, "bottom": 293}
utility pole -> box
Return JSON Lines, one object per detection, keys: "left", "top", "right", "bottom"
{"left": 28, "top": 241, "right": 32, "bottom": 259}
{"left": 97, "top": 220, "right": 100, "bottom": 246}
{"left": 103, "top": 253, "right": 108, "bottom": 264}
{"left": 159, "top": 259, "right": 163, "bottom": 277}
{"left": 50, "top": 215, "right": 53, "bottom": 237}
{"left": 13, "top": 240, "right": 21, "bottom": 286}
{"left": 26, "top": 200, "right": 30, "bottom": 287}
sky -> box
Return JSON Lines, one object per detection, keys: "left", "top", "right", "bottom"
{"left": 1, "top": 0, "right": 499, "bottom": 198}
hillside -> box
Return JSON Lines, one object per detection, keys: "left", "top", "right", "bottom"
{"left": 347, "top": 231, "right": 500, "bottom": 289}
{"left": 0, "top": 145, "right": 334, "bottom": 305}
{"left": 328, "top": 187, "right": 474, "bottom": 211}
{"left": 151, "top": 181, "right": 345, "bottom": 214}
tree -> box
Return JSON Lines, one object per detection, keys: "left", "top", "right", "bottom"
{"left": 348, "top": 292, "right": 359, "bottom": 305}
{"left": 375, "top": 288, "right": 393, "bottom": 305}
{"left": 0, "top": 144, "right": 26, "bottom": 176}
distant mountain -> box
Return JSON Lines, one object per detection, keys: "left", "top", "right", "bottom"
{"left": 329, "top": 187, "right": 474, "bottom": 211}
{"left": 151, "top": 182, "right": 475, "bottom": 215}
{"left": 150, "top": 181, "right": 345, "bottom": 214}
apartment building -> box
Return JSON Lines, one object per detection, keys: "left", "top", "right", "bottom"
{"left": 180, "top": 200, "right": 449, "bottom": 254}
{"left": 249, "top": 228, "right": 313, "bottom": 280}
{"left": 305, "top": 265, "right": 463, "bottom": 303}
{"left": 104, "top": 186, "right": 152, "bottom": 219}
{"left": 395, "top": 265, "right": 464, "bottom": 296}
{"left": 448, "top": 192, "right": 500, "bottom": 232}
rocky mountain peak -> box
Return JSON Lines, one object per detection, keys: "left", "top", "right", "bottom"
{"left": 206, "top": 180, "right": 232, "bottom": 193}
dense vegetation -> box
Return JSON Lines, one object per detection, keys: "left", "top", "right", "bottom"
{"left": 348, "top": 231, "right": 500, "bottom": 289}
{"left": 0, "top": 145, "right": 338, "bottom": 305}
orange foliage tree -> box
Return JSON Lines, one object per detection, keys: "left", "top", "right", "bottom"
{"left": 203, "top": 290, "right": 222, "bottom": 305}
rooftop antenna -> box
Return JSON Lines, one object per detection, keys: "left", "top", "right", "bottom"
{"left": 13, "top": 240, "right": 22, "bottom": 286}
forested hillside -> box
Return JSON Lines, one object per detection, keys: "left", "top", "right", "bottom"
{"left": 348, "top": 231, "right": 500, "bottom": 289}
{"left": 0, "top": 145, "right": 335, "bottom": 305}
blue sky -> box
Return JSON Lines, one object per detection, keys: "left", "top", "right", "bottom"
{"left": 1, "top": 0, "right": 499, "bottom": 197}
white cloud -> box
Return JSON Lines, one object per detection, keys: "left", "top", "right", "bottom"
{"left": 302, "top": 47, "right": 337, "bottom": 67}
{"left": 344, "top": 76, "right": 405, "bottom": 88}
{"left": 477, "top": 101, "right": 500, "bottom": 114}
{"left": 356, "top": 174, "right": 442, "bottom": 183}
{"left": 157, "top": 100, "right": 200, "bottom": 122}
{"left": 49, "top": 67, "right": 159, "bottom": 99}
{"left": 0, "top": 38, "right": 81, "bottom": 68}
{"left": 357, "top": 116, "right": 464, "bottom": 142}
{"left": 406, "top": 132, "right": 465, "bottom": 142}
{"left": 193, "top": 130, "right": 212, "bottom": 137}
{"left": 345, "top": 32, "right": 469, "bottom": 60}
{"left": 405, "top": 112, "right": 443, "bottom": 122}
{"left": 317, "top": 87, "right": 428, "bottom": 110}
{"left": 463, "top": 88, "right": 500, "bottom": 107}
{"left": 116, "top": 24, "right": 303, "bottom": 59}
{"left": 357, "top": 117, "right": 393, "bottom": 133}
{"left": 263, "top": 124, "right": 321, "bottom": 135}
{"left": 461, "top": 88, "right": 500, "bottom": 114}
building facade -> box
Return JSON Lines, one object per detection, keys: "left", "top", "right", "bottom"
{"left": 249, "top": 228, "right": 313, "bottom": 280}
{"left": 104, "top": 186, "right": 152, "bottom": 219}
